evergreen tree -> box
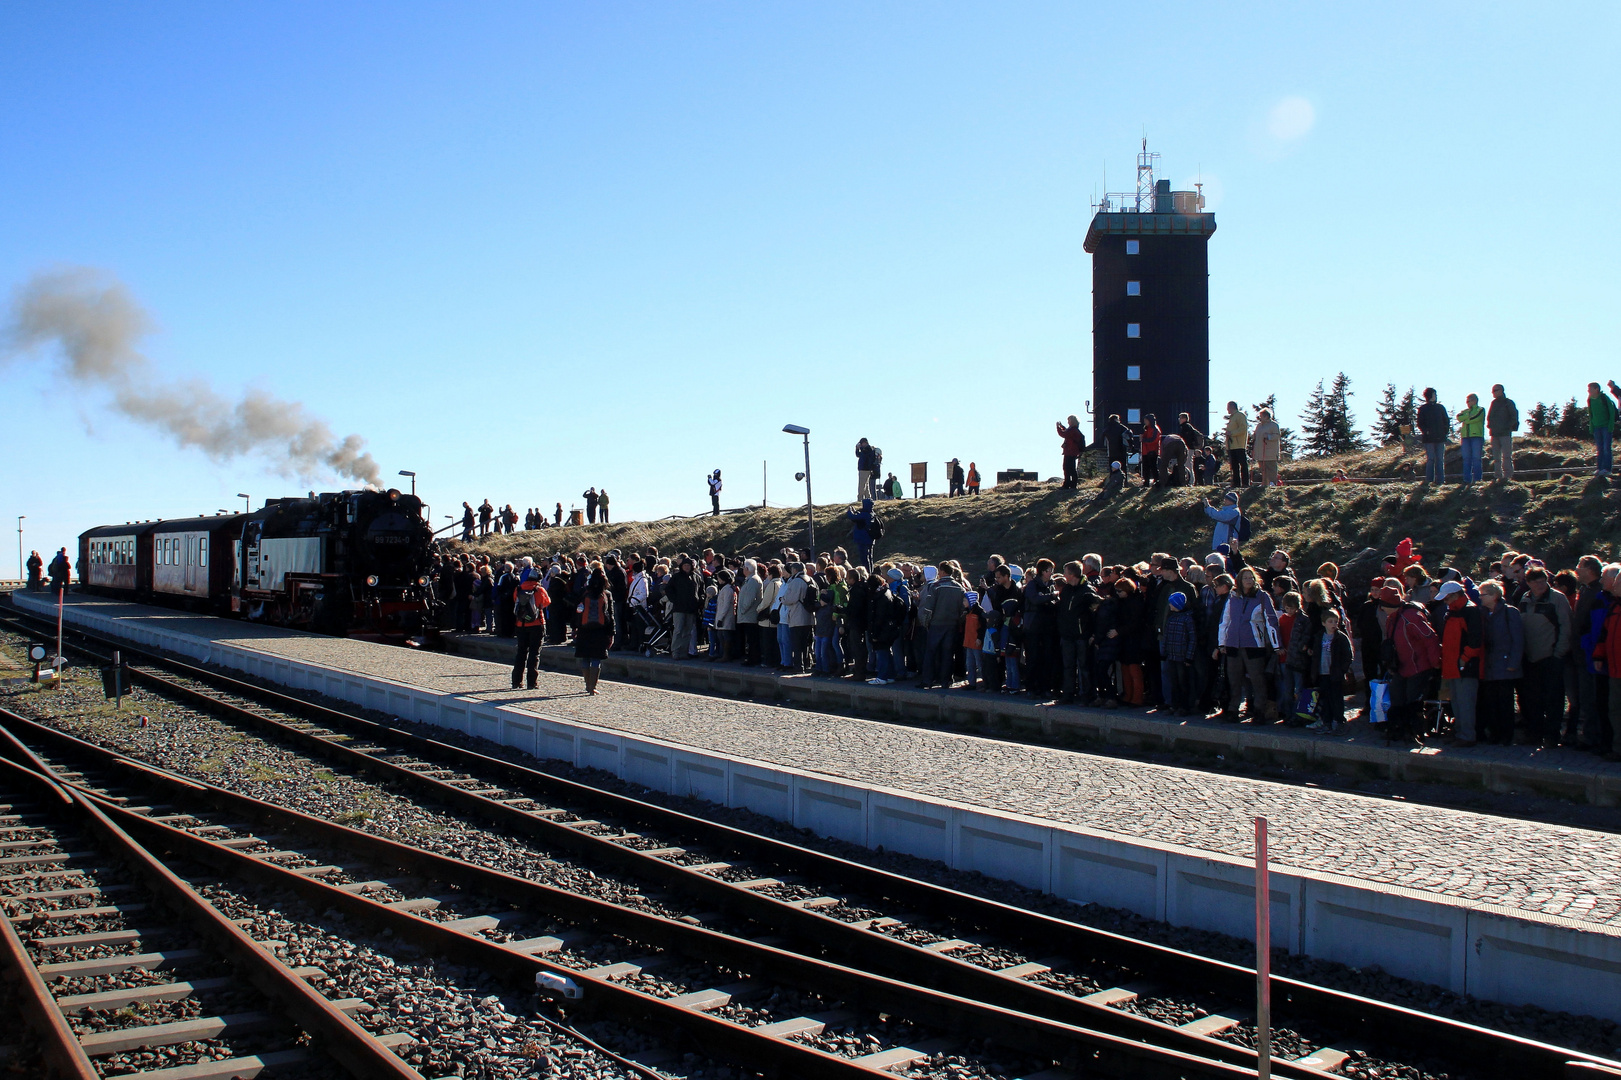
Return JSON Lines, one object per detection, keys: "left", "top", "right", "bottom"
{"left": 1372, "top": 383, "right": 1404, "bottom": 444}
{"left": 1557, "top": 397, "right": 1588, "bottom": 438}
{"left": 1526, "top": 402, "right": 1553, "bottom": 436}
{"left": 1397, "top": 387, "right": 1419, "bottom": 434}
{"left": 1299, "top": 373, "right": 1370, "bottom": 456}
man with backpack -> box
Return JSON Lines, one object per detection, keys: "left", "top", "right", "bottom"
{"left": 855, "top": 439, "right": 880, "bottom": 500}
{"left": 1377, "top": 580, "right": 1441, "bottom": 745}
{"left": 846, "top": 499, "right": 880, "bottom": 568}
{"left": 1202, "top": 491, "right": 1247, "bottom": 553}
{"left": 510, "top": 558, "right": 552, "bottom": 690}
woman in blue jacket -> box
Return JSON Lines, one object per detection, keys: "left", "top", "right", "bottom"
{"left": 1202, "top": 492, "right": 1242, "bottom": 552}
{"left": 1216, "top": 567, "right": 1279, "bottom": 722}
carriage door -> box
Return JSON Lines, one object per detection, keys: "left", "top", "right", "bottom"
{"left": 184, "top": 534, "right": 202, "bottom": 593}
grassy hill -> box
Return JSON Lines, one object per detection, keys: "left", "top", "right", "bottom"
{"left": 466, "top": 437, "right": 1621, "bottom": 585}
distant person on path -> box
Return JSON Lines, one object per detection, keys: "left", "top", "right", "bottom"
{"left": 1056, "top": 415, "right": 1087, "bottom": 488}
{"left": 461, "top": 502, "right": 475, "bottom": 541}
{"left": 884, "top": 473, "right": 903, "bottom": 499}
{"left": 1223, "top": 402, "right": 1250, "bottom": 487}
{"left": 708, "top": 470, "right": 723, "bottom": 515}
{"left": 1252, "top": 409, "right": 1281, "bottom": 487}
{"left": 1417, "top": 388, "right": 1449, "bottom": 483}
{"left": 553, "top": 502, "right": 563, "bottom": 527}
{"left": 1139, "top": 414, "right": 1161, "bottom": 486}
{"left": 1487, "top": 384, "right": 1519, "bottom": 482}
{"left": 1590, "top": 382, "right": 1617, "bottom": 477}
{"left": 48, "top": 548, "right": 70, "bottom": 593}
{"left": 855, "top": 439, "right": 879, "bottom": 500}
{"left": 1103, "top": 413, "right": 1129, "bottom": 472}
{"left": 1456, "top": 393, "right": 1486, "bottom": 484}
{"left": 510, "top": 559, "right": 551, "bottom": 690}
{"left": 966, "top": 462, "right": 981, "bottom": 495}
{"left": 478, "top": 499, "right": 494, "bottom": 537}
{"left": 949, "top": 458, "right": 965, "bottom": 497}
{"left": 598, "top": 489, "right": 610, "bottom": 523}
{"left": 584, "top": 487, "right": 599, "bottom": 524}
{"left": 25, "top": 550, "right": 42, "bottom": 591}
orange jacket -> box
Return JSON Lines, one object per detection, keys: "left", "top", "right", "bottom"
{"left": 514, "top": 577, "right": 551, "bottom": 628}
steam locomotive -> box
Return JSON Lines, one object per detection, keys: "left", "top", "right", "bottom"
{"left": 78, "top": 488, "right": 438, "bottom": 641}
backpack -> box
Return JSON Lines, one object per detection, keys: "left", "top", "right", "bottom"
{"left": 579, "top": 596, "right": 608, "bottom": 627}
{"left": 801, "top": 579, "right": 820, "bottom": 615}
{"left": 1235, "top": 513, "right": 1252, "bottom": 544}
{"left": 869, "top": 515, "right": 885, "bottom": 540}
{"left": 514, "top": 587, "right": 541, "bottom": 623}
{"left": 871, "top": 445, "right": 883, "bottom": 470}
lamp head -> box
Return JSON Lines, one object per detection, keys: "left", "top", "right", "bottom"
{"left": 782, "top": 424, "right": 810, "bottom": 436}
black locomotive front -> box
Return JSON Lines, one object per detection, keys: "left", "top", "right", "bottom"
{"left": 346, "top": 488, "right": 437, "bottom": 639}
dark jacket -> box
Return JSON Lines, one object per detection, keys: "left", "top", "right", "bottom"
{"left": 1486, "top": 397, "right": 1520, "bottom": 437}
{"left": 1104, "top": 417, "right": 1129, "bottom": 457}
{"left": 666, "top": 569, "right": 701, "bottom": 615}
{"left": 1417, "top": 400, "right": 1450, "bottom": 443}
{"left": 1178, "top": 422, "right": 1205, "bottom": 450}
{"left": 1023, "top": 578, "right": 1059, "bottom": 635}
{"left": 1056, "top": 580, "right": 1097, "bottom": 641}
{"left": 1481, "top": 602, "right": 1524, "bottom": 681}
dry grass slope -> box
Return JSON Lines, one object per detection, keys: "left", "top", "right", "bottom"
{"left": 466, "top": 437, "right": 1621, "bottom": 585}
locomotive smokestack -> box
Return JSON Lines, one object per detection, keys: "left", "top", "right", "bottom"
{"left": 3, "top": 266, "right": 382, "bottom": 487}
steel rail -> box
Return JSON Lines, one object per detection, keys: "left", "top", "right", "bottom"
{"left": 0, "top": 750, "right": 423, "bottom": 1080}
{"left": 6, "top": 603, "right": 1620, "bottom": 1079}
{"left": 0, "top": 707, "right": 1268, "bottom": 1080}
{"left": 0, "top": 759, "right": 100, "bottom": 1080}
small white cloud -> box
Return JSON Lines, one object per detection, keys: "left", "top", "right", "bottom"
{"left": 1267, "top": 96, "right": 1316, "bottom": 141}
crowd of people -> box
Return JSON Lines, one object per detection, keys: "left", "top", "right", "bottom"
{"left": 432, "top": 519, "right": 1621, "bottom": 759}
{"left": 458, "top": 490, "right": 613, "bottom": 540}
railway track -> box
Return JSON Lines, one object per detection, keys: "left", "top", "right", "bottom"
{"left": 3, "top": 603, "right": 1620, "bottom": 1079}
{"left": 0, "top": 745, "right": 418, "bottom": 1080}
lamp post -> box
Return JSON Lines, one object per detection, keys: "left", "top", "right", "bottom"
{"left": 398, "top": 470, "right": 416, "bottom": 496}
{"left": 782, "top": 424, "right": 813, "bottom": 551}
{"left": 16, "top": 515, "right": 23, "bottom": 581}
{"left": 236, "top": 493, "right": 250, "bottom": 514}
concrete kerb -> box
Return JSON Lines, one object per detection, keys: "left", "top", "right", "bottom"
{"left": 445, "top": 634, "right": 1621, "bottom": 808}
{"left": 14, "top": 590, "right": 1621, "bottom": 1023}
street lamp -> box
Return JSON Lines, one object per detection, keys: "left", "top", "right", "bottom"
{"left": 236, "top": 493, "right": 250, "bottom": 514}
{"left": 398, "top": 470, "right": 416, "bottom": 496}
{"left": 16, "top": 515, "right": 23, "bottom": 581}
{"left": 782, "top": 424, "right": 813, "bottom": 551}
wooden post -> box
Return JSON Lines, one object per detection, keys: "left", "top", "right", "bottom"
{"left": 1255, "top": 815, "right": 1272, "bottom": 1079}
{"left": 54, "top": 583, "right": 65, "bottom": 688}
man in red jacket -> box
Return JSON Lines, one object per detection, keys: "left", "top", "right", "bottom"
{"left": 1140, "top": 414, "right": 1162, "bottom": 487}
{"left": 1378, "top": 581, "right": 1441, "bottom": 745}
{"left": 1056, "top": 415, "right": 1087, "bottom": 489}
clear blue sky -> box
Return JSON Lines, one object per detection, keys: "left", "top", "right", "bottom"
{"left": 3, "top": 3, "right": 1618, "bottom": 568}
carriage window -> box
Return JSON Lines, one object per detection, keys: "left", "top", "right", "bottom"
{"left": 199, "top": 537, "right": 208, "bottom": 566}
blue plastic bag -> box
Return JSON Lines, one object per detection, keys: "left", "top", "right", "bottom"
{"left": 1368, "top": 679, "right": 1391, "bottom": 724}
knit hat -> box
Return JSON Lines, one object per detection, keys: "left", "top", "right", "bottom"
{"left": 1168, "top": 592, "right": 1188, "bottom": 611}
{"left": 887, "top": 568, "right": 904, "bottom": 582}
{"left": 1224, "top": 490, "right": 1239, "bottom": 504}
{"left": 1375, "top": 582, "right": 1406, "bottom": 606}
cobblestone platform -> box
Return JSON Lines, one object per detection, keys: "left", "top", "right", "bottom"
{"left": 14, "top": 592, "right": 1621, "bottom": 1020}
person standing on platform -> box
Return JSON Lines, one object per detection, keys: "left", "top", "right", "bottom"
{"left": 1437, "top": 580, "right": 1484, "bottom": 746}
{"left": 966, "top": 462, "right": 981, "bottom": 495}
{"left": 1252, "top": 409, "right": 1281, "bottom": 487}
{"left": 1139, "top": 414, "right": 1162, "bottom": 487}
{"left": 583, "top": 487, "right": 599, "bottom": 524}
{"left": 510, "top": 558, "right": 551, "bottom": 689}
{"left": 1223, "top": 402, "right": 1250, "bottom": 487}
{"left": 574, "top": 567, "right": 614, "bottom": 695}
{"left": 1056, "top": 415, "right": 1087, "bottom": 488}
{"left": 949, "top": 458, "right": 966, "bottom": 497}
{"left": 1487, "top": 384, "right": 1519, "bottom": 482}
{"left": 846, "top": 499, "right": 876, "bottom": 568}
{"left": 1456, "top": 394, "right": 1486, "bottom": 485}
{"left": 708, "top": 470, "right": 723, "bottom": 516}
{"left": 1417, "top": 388, "right": 1450, "bottom": 483}
{"left": 855, "top": 439, "right": 879, "bottom": 500}
{"left": 1103, "top": 414, "right": 1129, "bottom": 473}
{"left": 667, "top": 557, "right": 702, "bottom": 659}
{"left": 597, "top": 489, "right": 610, "bottom": 523}
{"left": 25, "top": 550, "right": 42, "bottom": 591}
{"left": 494, "top": 561, "right": 518, "bottom": 638}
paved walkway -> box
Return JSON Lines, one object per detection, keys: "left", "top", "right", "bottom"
{"left": 21, "top": 595, "right": 1621, "bottom": 928}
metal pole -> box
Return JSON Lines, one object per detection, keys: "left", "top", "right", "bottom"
{"left": 763, "top": 460, "right": 767, "bottom": 510}
{"left": 1255, "top": 815, "right": 1271, "bottom": 1080}
{"left": 16, "top": 516, "right": 22, "bottom": 581}
{"left": 802, "top": 433, "right": 814, "bottom": 551}
{"left": 114, "top": 649, "right": 122, "bottom": 709}
{"left": 55, "top": 581, "right": 65, "bottom": 688}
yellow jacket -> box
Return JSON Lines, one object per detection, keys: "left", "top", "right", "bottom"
{"left": 1456, "top": 405, "right": 1485, "bottom": 439}
{"left": 1225, "top": 410, "right": 1250, "bottom": 450}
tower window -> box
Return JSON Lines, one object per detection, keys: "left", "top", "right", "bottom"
{"left": 1127, "top": 409, "right": 1141, "bottom": 424}
{"left": 1126, "top": 323, "right": 1141, "bottom": 338}
{"left": 1126, "top": 240, "right": 1140, "bottom": 255}
{"left": 1126, "top": 281, "right": 1141, "bottom": 296}
{"left": 1127, "top": 366, "right": 1141, "bottom": 381}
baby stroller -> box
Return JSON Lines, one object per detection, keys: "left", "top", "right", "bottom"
{"left": 634, "top": 603, "right": 672, "bottom": 657}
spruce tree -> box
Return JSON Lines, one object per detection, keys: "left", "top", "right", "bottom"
{"left": 1557, "top": 398, "right": 1588, "bottom": 438}
{"left": 1526, "top": 402, "right": 1552, "bottom": 436}
{"left": 1299, "top": 373, "right": 1370, "bottom": 456}
{"left": 1373, "top": 383, "right": 1403, "bottom": 444}
{"left": 1397, "top": 387, "right": 1419, "bottom": 434}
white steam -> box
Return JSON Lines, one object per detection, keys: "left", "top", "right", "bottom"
{"left": 4, "top": 267, "right": 381, "bottom": 486}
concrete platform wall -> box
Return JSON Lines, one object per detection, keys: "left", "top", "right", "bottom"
{"left": 21, "top": 590, "right": 1621, "bottom": 1023}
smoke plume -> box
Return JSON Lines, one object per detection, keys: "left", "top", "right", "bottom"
{"left": 4, "top": 267, "right": 381, "bottom": 486}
